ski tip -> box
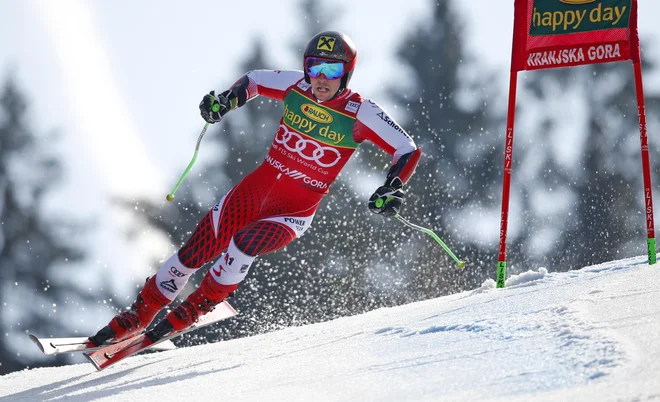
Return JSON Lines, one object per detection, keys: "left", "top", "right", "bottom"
{"left": 83, "top": 353, "right": 104, "bottom": 372}
{"left": 223, "top": 300, "right": 238, "bottom": 316}
{"left": 28, "top": 334, "right": 46, "bottom": 353}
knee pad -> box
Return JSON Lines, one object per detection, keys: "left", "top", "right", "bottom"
{"left": 154, "top": 253, "right": 197, "bottom": 301}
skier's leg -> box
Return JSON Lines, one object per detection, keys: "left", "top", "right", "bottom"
{"left": 89, "top": 209, "right": 224, "bottom": 344}
{"left": 160, "top": 219, "right": 300, "bottom": 333}
{"left": 148, "top": 172, "right": 283, "bottom": 301}
{"left": 90, "top": 186, "right": 256, "bottom": 344}
{"left": 151, "top": 193, "right": 234, "bottom": 304}
{"left": 150, "top": 168, "right": 306, "bottom": 326}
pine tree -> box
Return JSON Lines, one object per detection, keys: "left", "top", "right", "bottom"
{"left": 0, "top": 78, "right": 91, "bottom": 374}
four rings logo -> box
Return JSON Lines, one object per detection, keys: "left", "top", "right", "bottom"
{"left": 275, "top": 124, "right": 341, "bottom": 168}
{"left": 301, "top": 104, "right": 333, "bottom": 124}
{"left": 169, "top": 266, "right": 185, "bottom": 278}
{"left": 265, "top": 155, "right": 329, "bottom": 189}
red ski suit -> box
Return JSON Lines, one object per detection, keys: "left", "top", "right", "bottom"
{"left": 154, "top": 70, "right": 420, "bottom": 300}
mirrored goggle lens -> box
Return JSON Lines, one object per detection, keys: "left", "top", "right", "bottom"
{"left": 306, "top": 59, "right": 344, "bottom": 80}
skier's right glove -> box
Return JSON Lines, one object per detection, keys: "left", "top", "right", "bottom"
{"left": 199, "top": 90, "right": 232, "bottom": 123}
{"left": 368, "top": 177, "right": 405, "bottom": 217}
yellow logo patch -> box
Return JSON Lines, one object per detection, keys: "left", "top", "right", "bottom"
{"left": 316, "top": 36, "right": 336, "bottom": 52}
{"left": 301, "top": 104, "right": 334, "bottom": 124}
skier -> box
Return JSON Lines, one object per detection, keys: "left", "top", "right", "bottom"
{"left": 89, "top": 30, "right": 422, "bottom": 345}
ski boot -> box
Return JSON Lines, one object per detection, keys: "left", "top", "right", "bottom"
{"left": 149, "top": 271, "right": 237, "bottom": 340}
{"left": 89, "top": 276, "right": 170, "bottom": 346}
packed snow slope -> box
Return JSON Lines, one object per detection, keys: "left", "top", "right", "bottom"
{"left": 1, "top": 256, "right": 659, "bottom": 402}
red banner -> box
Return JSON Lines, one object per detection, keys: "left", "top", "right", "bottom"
{"left": 497, "top": 0, "right": 654, "bottom": 289}
{"left": 511, "top": 0, "right": 639, "bottom": 72}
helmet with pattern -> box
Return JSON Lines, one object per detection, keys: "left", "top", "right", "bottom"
{"left": 303, "top": 31, "right": 357, "bottom": 91}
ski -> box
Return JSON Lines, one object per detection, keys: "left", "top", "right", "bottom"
{"left": 28, "top": 334, "right": 176, "bottom": 355}
{"left": 85, "top": 300, "right": 237, "bottom": 371}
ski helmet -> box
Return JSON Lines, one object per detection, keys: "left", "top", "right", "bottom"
{"left": 303, "top": 30, "right": 357, "bottom": 91}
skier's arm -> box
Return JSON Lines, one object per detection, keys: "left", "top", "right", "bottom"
{"left": 355, "top": 100, "right": 421, "bottom": 216}
{"left": 199, "top": 70, "right": 304, "bottom": 123}
{"left": 227, "top": 70, "right": 306, "bottom": 105}
{"left": 355, "top": 100, "right": 422, "bottom": 187}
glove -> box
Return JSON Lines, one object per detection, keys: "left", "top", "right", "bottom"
{"left": 199, "top": 90, "right": 231, "bottom": 123}
{"left": 368, "top": 181, "right": 405, "bottom": 217}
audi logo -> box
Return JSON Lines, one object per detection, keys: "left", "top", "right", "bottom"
{"left": 275, "top": 125, "right": 341, "bottom": 168}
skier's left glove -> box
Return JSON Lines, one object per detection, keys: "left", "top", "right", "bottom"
{"left": 368, "top": 177, "right": 404, "bottom": 217}
{"left": 199, "top": 90, "right": 232, "bottom": 123}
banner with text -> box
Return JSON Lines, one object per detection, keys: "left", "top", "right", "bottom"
{"left": 511, "top": 0, "right": 640, "bottom": 72}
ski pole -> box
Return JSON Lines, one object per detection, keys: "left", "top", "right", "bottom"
{"left": 394, "top": 214, "right": 466, "bottom": 269}
{"left": 166, "top": 122, "right": 211, "bottom": 202}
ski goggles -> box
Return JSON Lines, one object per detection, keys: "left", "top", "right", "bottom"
{"left": 305, "top": 58, "right": 345, "bottom": 80}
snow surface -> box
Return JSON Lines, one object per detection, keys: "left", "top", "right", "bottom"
{"left": 1, "top": 256, "right": 659, "bottom": 402}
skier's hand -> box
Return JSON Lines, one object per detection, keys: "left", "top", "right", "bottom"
{"left": 368, "top": 179, "right": 404, "bottom": 217}
{"left": 199, "top": 90, "right": 231, "bottom": 123}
